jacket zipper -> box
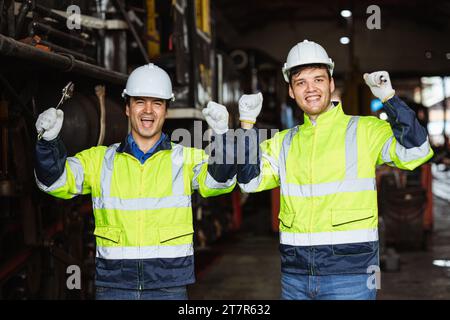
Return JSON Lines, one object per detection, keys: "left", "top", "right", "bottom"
{"left": 309, "top": 127, "right": 317, "bottom": 276}
{"left": 123, "top": 153, "right": 146, "bottom": 290}
{"left": 139, "top": 163, "right": 144, "bottom": 290}
{"left": 120, "top": 151, "right": 167, "bottom": 290}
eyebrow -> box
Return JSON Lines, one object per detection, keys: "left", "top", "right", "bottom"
{"left": 133, "top": 97, "right": 164, "bottom": 103}
{"left": 295, "top": 75, "right": 326, "bottom": 82}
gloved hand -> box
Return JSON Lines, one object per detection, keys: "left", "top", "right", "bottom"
{"left": 239, "top": 92, "right": 263, "bottom": 123}
{"left": 202, "top": 101, "right": 229, "bottom": 135}
{"left": 363, "top": 71, "right": 396, "bottom": 103}
{"left": 35, "top": 108, "right": 64, "bottom": 141}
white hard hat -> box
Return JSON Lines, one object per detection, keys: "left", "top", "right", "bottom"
{"left": 122, "top": 63, "right": 175, "bottom": 101}
{"left": 282, "top": 40, "right": 334, "bottom": 83}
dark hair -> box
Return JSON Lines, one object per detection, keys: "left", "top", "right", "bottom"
{"left": 289, "top": 63, "right": 331, "bottom": 85}
{"left": 124, "top": 95, "right": 170, "bottom": 108}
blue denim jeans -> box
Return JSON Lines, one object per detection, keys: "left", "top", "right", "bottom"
{"left": 281, "top": 272, "right": 377, "bottom": 300}
{"left": 95, "top": 285, "right": 188, "bottom": 300}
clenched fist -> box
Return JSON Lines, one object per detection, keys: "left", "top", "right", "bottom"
{"left": 202, "top": 101, "right": 229, "bottom": 135}
{"left": 35, "top": 108, "right": 64, "bottom": 141}
{"left": 363, "top": 71, "right": 396, "bottom": 103}
{"left": 239, "top": 92, "right": 263, "bottom": 123}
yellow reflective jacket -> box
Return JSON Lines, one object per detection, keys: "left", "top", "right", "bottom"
{"left": 36, "top": 134, "right": 236, "bottom": 289}
{"left": 238, "top": 97, "right": 433, "bottom": 274}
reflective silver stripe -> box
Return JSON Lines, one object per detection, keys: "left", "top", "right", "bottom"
{"left": 192, "top": 160, "right": 207, "bottom": 190}
{"left": 96, "top": 243, "right": 194, "bottom": 260}
{"left": 381, "top": 136, "right": 394, "bottom": 163}
{"left": 283, "top": 178, "right": 376, "bottom": 197}
{"left": 263, "top": 153, "right": 279, "bottom": 173}
{"left": 101, "top": 143, "right": 119, "bottom": 197}
{"left": 239, "top": 152, "right": 278, "bottom": 192}
{"left": 92, "top": 195, "right": 191, "bottom": 210}
{"left": 345, "top": 116, "right": 359, "bottom": 179}
{"left": 171, "top": 144, "right": 185, "bottom": 195}
{"left": 280, "top": 228, "right": 379, "bottom": 246}
{"left": 395, "top": 138, "right": 430, "bottom": 162}
{"left": 280, "top": 117, "right": 375, "bottom": 197}
{"left": 67, "top": 157, "right": 84, "bottom": 194}
{"left": 279, "top": 127, "right": 299, "bottom": 195}
{"left": 205, "top": 172, "right": 236, "bottom": 189}
{"left": 97, "top": 143, "right": 188, "bottom": 210}
{"left": 35, "top": 168, "right": 68, "bottom": 192}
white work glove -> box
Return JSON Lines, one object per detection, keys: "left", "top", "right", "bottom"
{"left": 363, "top": 71, "right": 396, "bottom": 103}
{"left": 35, "top": 108, "right": 64, "bottom": 141}
{"left": 202, "top": 101, "right": 229, "bottom": 135}
{"left": 239, "top": 92, "right": 263, "bottom": 123}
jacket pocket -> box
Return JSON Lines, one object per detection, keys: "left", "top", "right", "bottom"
{"left": 159, "top": 224, "right": 194, "bottom": 243}
{"left": 94, "top": 226, "right": 122, "bottom": 244}
{"left": 279, "top": 212, "right": 295, "bottom": 228}
{"left": 332, "top": 209, "right": 374, "bottom": 227}
{"left": 331, "top": 209, "right": 376, "bottom": 256}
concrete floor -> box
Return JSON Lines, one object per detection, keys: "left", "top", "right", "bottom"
{"left": 188, "top": 196, "right": 450, "bottom": 300}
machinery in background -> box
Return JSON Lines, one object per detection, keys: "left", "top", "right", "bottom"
{"left": 0, "top": 0, "right": 250, "bottom": 299}
{"left": 377, "top": 99, "right": 434, "bottom": 253}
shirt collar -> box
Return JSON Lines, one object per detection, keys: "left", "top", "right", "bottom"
{"left": 116, "top": 132, "right": 172, "bottom": 155}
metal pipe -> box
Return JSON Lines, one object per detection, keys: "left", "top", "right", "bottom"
{"left": 112, "top": 0, "right": 149, "bottom": 63}
{"left": 30, "top": 22, "right": 96, "bottom": 48}
{"left": 33, "top": 4, "right": 67, "bottom": 25}
{"left": 15, "top": 0, "right": 33, "bottom": 38}
{"left": 0, "top": 34, "right": 127, "bottom": 85}
{"left": 95, "top": 85, "right": 106, "bottom": 145}
{"left": 38, "top": 39, "right": 96, "bottom": 64}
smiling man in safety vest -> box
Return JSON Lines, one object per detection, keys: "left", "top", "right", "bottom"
{"left": 236, "top": 40, "right": 433, "bottom": 300}
{"left": 34, "top": 63, "right": 235, "bottom": 300}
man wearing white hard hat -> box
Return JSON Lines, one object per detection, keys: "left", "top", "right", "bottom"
{"left": 34, "top": 63, "right": 236, "bottom": 299}
{"left": 235, "top": 40, "right": 433, "bottom": 300}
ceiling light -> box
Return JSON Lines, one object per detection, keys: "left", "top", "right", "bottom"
{"left": 340, "top": 10, "right": 352, "bottom": 18}
{"left": 340, "top": 37, "right": 350, "bottom": 45}
{"left": 433, "top": 260, "right": 450, "bottom": 267}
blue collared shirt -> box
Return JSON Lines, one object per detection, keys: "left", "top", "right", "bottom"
{"left": 127, "top": 133, "right": 166, "bottom": 164}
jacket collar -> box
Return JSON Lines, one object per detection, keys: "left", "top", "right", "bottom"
{"left": 302, "top": 101, "right": 345, "bottom": 128}
{"left": 116, "top": 132, "right": 172, "bottom": 155}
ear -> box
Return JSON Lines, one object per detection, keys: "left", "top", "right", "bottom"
{"left": 288, "top": 85, "right": 295, "bottom": 100}
{"left": 163, "top": 101, "right": 168, "bottom": 119}
{"left": 330, "top": 77, "right": 335, "bottom": 94}
{"left": 126, "top": 104, "right": 130, "bottom": 117}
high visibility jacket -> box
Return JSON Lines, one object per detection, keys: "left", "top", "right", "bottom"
{"left": 35, "top": 133, "right": 236, "bottom": 289}
{"left": 238, "top": 97, "right": 433, "bottom": 275}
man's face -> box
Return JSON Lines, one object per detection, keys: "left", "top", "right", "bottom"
{"left": 126, "top": 96, "right": 167, "bottom": 140}
{"left": 289, "top": 67, "right": 335, "bottom": 117}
